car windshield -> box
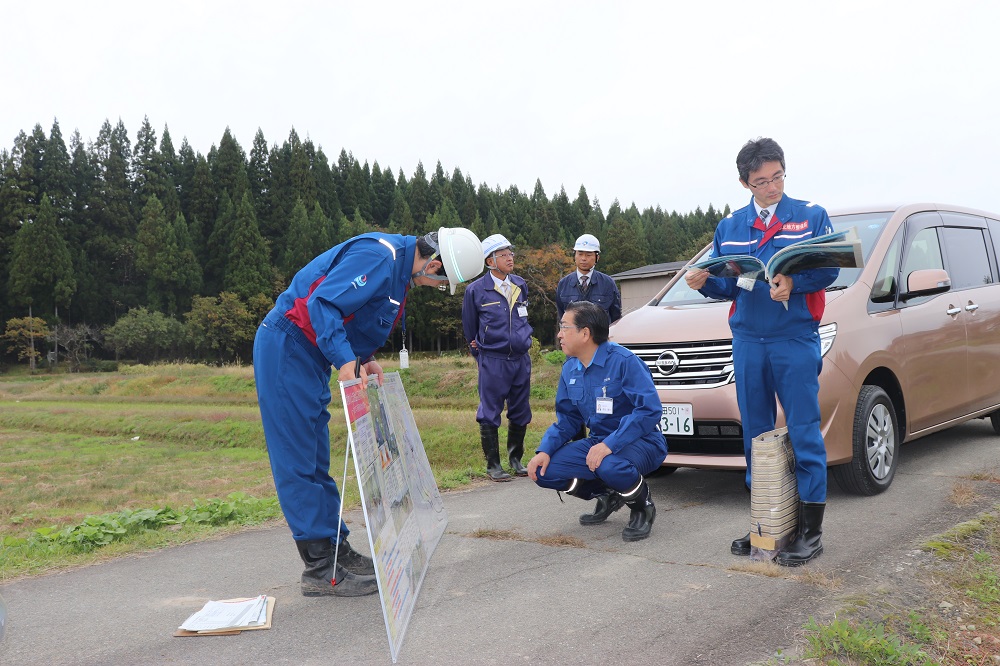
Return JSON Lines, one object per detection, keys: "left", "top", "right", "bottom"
{"left": 655, "top": 212, "right": 890, "bottom": 306}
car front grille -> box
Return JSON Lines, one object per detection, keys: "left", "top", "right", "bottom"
{"left": 622, "top": 340, "right": 735, "bottom": 388}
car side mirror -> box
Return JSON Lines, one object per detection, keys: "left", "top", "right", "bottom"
{"left": 901, "top": 268, "right": 951, "bottom": 300}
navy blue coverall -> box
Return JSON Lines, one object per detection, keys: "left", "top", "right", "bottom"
{"left": 534, "top": 341, "right": 666, "bottom": 497}
{"left": 461, "top": 271, "right": 533, "bottom": 427}
{"left": 253, "top": 233, "right": 414, "bottom": 543}
{"left": 697, "top": 194, "right": 837, "bottom": 502}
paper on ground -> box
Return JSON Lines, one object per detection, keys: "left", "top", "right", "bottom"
{"left": 179, "top": 595, "right": 268, "bottom": 632}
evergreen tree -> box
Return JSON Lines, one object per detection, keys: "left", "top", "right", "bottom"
{"left": 212, "top": 127, "right": 249, "bottom": 203}
{"left": 601, "top": 216, "right": 650, "bottom": 274}
{"left": 407, "top": 161, "right": 431, "bottom": 229}
{"left": 41, "top": 119, "right": 73, "bottom": 224}
{"left": 135, "top": 194, "right": 177, "bottom": 313}
{"left": 312, "top": 146, "right": 341, "bottom": 226}
{"left": 224, "top": 192, "right": 271, "bottom": 301}
{"left": 387, "top": 189, "right": 415, "bottom": 235}
{"left": 281, "top": 198, "right": 328, "bottom": 277}
{"left": 248, "top": 128, "right": 271, "bottom": 222}
{"left": 8, "top": 195, "right": 76, "bottom": 316}
{"left": 204, "top": 193, "right": 235, "bottom": 295}
{"left": 88, "top": 119, "right": 138, "bottom": 322}
{"left": 370, "top": 161, "right": 395, "bottom": 227}
{"left": 345, "top": 158, "right": 371, "bottom": 222}
{"left": 185, "top": 153, "right": 215, "bottom": 266}
{"left": 170, "top": 211, "right": 202, "bottom": 313}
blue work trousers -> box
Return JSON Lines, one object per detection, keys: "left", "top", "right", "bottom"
{"left": 733, "top": 334, "right": 827, "bottom": 502}
{"left": 476, "top": 353, "right": 532, "bottom": 427}
{"left": 534, "top": 437, "right": 663, "bottom": 497}
{"left": 253, "top": 313, "right": 350, "bottom": 543}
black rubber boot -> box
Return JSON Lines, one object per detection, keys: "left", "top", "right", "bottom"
{"left": 296, "top": 539, "right": 379, "bottom": 597}
{"left": 507, "top": 423, "right": 529, "bottom": 477}
{"left": 335, "top": 538, "right": 375, "bottom": 575}
{"left": 480, "top": 423, "right": 512, "bottom": 482}
{"left": 620, "top": 481, "right": 656, "bottom": 542}
{"left": 731, "top": 533, "right": 751, "bottom": 556}
{"left": 579, "top": 493, "right": 625, "bottom": 525}
{"left": 776, "top": 501, "right": 825, "bottom": 567}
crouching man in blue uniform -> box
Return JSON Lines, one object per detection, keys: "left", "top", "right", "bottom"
{"left": 527, "top": 301, "right": 666, "bottom": 542}
{"left": 685, "top": 137, "right": 838, "bottom": 566}
{"left": 462, "top": 234, "right": 533, "bottom": 481}
{"left": 253, "top": 227, "right": 484, "bottom": 596}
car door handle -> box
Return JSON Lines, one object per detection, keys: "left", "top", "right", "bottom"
{"left": 965, "top": 302, "right": 979, "bottom": 312}
{"left": 946, "top": 306, "right": 962, "bottom": 316}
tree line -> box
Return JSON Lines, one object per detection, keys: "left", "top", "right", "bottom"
{"left": 0, "top": 117, "right": 728, "bottom": 369}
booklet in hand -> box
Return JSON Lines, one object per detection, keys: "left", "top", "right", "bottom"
{"left": 690, "top": 227, "right": 864, "bottom": 283}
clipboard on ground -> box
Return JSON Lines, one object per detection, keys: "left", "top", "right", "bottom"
{"left": 172, "top": 596, "right": 276, "bottom": 637}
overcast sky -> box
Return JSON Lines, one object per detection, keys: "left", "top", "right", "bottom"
{"left": 4, "top": 1, "right": 998, "bottom": 220}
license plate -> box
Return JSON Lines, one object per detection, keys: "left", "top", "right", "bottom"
{"left": 661, "top": 403, "right": 693, "bottom": 436}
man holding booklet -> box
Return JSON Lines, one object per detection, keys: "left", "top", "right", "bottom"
{"left": 684, "top": 137, "right": 838, "bottom": 566}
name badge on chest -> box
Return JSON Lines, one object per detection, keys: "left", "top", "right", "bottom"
{"left": 737, "top": 271, "right": 760, "bottom": 291}
{"left": 517, "top": 305, "right": 528, "bottom": 317}
{"left": 596, "top": 386, "right": 613, "bottom": 414}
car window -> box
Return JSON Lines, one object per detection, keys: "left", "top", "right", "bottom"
{"left": 941, "top": 227, "right": 993, "bottom": 289}
{"left": 869, "top": 228, "right": 902, "bottom": 306}
{"left": 901, "top": 227, "right": 944, "bottom": 281}
{"left": 988, "top": 218, "right": 1000, "bottom": 260}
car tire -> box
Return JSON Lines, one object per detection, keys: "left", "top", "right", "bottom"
{"left": 644, "top": 466, "right": 678, "bottom": 479}
{"left": 832, "top": 384, "right": 898, "bottom": 496}
{"left": 991, "top": 410, "right": 1000, "bottom": 435}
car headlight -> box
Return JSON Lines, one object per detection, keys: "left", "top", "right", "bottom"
{"left": 819, "top": 323, "right": 837, "bottom": 357}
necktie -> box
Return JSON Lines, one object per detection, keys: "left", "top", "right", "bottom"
{"left": 580, "top": 275, "right": 589, "bottom": 290}
{"left": 502, "top": 282, "right": 514, "bottom": 307}
{"left": 760, "top": 209, "right": 770, "bottom": 226}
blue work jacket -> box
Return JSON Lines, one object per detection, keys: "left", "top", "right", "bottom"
{"left": 540, "top": 341, "right": 665, "bottom": 456}
{"left": 462, "top": 272, "right": 533, "bottom": 358}
{"left": 273, "top": 233, "right": 414, "bottom": 369}
{"left": 698, "top": 194, "right": 838, "bottom": 342}
{"left": 556, "top": 270, "right": 622, "bottom": 323}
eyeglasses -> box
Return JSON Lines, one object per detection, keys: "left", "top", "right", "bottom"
{"left": 493, "top": 251, "right": 515, "bottom": 259}
{"left": 558, "top": 324, "right": 580, "bottom": 330}
{"left": 748, "top": 173, "right": 786, "bottom": 189}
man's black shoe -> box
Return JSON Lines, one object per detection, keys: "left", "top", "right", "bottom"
{"left": 302, "top": 565, "right": 379, "bottom": 597}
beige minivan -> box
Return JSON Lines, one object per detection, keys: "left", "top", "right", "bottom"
{"left": 610, "top": 203, "right": 1000, "bottom": 495}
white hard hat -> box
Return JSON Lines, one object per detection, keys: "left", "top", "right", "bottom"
{"left": 574, "top": 234, "right": 601, "bottom": 252}
{"left": 437, "top": 227, "right": 486, "bottom": 295}
{"left": 481, "top": 234, "right": 513, "bottom": 258}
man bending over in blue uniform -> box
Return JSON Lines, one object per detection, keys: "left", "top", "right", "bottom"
{"left": 685, "top": 137, "right": 838, "bottom": 566}
{"left": 527, "top": 301, "right": 666, "bottom": 542}
{"left": 254, "top": 227, "right": 484, "bottom": 597}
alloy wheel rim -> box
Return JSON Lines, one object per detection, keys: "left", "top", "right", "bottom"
{"left": 866, "top": 403, "right": 895, "bottom": 480}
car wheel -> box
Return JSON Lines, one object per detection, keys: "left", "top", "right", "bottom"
{"left": 832, "top": 384, "right": 899, "bottom": 496}
{"left": 644, "top": 466, "right": 678, "bottom": 479}
{"left": 991, "top": 410, "right": 1000, "bottom": 435}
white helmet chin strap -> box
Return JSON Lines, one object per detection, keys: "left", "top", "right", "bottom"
{"left": 411, "top": 252, "right": 449, "bottom": 291}
{"left": 487, "top": 250, "right": 512, "bottom": 277}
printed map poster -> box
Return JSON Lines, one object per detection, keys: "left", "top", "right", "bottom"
{"left": 339, "top": 372, "right": 447, "bottom": 663}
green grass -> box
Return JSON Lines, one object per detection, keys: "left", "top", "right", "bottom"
{"left": 797, "top": 505, "right": 1000, "bottom": 665}
{"left": 0, "top": 355, "right": 562, "bottom": 580}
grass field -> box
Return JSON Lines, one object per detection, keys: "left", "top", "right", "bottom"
{"left": 0, "top": 353, "right": 563, "bottom": 580}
